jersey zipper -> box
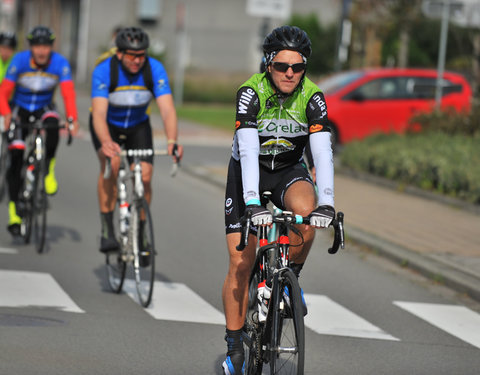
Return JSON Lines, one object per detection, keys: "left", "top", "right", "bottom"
{"left": 272, "top": 102, "right": 283, "bottom": 170}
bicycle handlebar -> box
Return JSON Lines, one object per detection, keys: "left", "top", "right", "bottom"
{"left": 103, "top": 148, "right": 178, "bottom": 179}
{"left": 8, "top": 118, "right": 73, "bottom": 145}
{"left": 236, "top": 209, "right": 345, "bottom": 254}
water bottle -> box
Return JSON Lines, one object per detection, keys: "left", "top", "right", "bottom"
{"left": 119, "top": 202, "right": 130, "bottom": 234}
{"left": 24, "top": 164, "right": 34, "bottom": 199}
{"left": 257, "top": 280, "right": 271, "bottom": 323}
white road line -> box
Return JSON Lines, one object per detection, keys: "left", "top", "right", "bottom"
{"left": 124, "top": 280, "right": 224, "bottom": 325}
{"left": 394, "top": 301, "right": 480, "bottom": 349}
{"left": 0, "top": 247, "right": 17, "bottom": 254}
{"left": 305, "top": 294, "right": 399, "bottom": 341}
{"left": 0, "top": 270, "right": 84, "bottom": 313}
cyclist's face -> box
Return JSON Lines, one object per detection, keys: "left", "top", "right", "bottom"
{"left": 118, "top": 49, "right": 147, "bottom": 74}
{"left": 31, "top": 44, "right": 52, "bottom": 66}
{"left": 268, "top": 50, "right": 305, "bottom": 95}
{"left": 0, "top": 45, "right": 14, "bottom": 62}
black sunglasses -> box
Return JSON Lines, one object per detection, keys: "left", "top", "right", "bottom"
{"left": 271, "top": 62, "right": 306, "bottom": 73}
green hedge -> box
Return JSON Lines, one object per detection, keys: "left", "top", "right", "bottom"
{"left": 340, "top": 132, "right": 480, "bottom": 204}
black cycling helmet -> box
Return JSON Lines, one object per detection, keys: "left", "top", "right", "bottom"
{"left": 27, "top": 26, "right": 55, "bottom": 45}
{"left": 0, "top": 31, "right": 17, "bottom": 48}
{"left": 263, "top": 26, "right": 312, "bottom": 58}
{"left": 115, "top": 27, "right": 149, "bottom": 51}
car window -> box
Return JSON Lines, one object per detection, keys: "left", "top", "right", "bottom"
{"left": 344, "top": 77, "right": 406, "bottom": 100}
{"left": 318, "top": 71, "right": 364, "bottom": 94}
{"left": 406, "top": 77, "right": 463, "bottom": 99}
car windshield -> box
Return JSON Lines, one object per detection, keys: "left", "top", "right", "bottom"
{"left": 318, "top": 71, "right": 364, "bottom": 94}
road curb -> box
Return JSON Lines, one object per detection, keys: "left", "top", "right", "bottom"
{"left": 346, "top": 226, "right": 480, "bottom": 303}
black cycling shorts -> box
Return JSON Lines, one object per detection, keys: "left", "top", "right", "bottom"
{"left": 89, "top": 115, "right": 154, "bottom": 163}
{"left": 224, "top": 157, "right": 313, "bottom": 234}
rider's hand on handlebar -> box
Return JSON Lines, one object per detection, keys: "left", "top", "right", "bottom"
{"left": 100, "top": 140, "right": 122, "bottom": 159}
{"left": 168, "top": 142, "right": 183, "bottom": 162}
{"left": 69, "top": 119, "right": 80, "bottom": 136}
{"left": 309, "top": 205, "right": 335, "bottom": 228}
{"left": 247, "top": 204, "right": 272, "bottom": 226}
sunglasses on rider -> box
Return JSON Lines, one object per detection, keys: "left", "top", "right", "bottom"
{"left": 271, "top": 62, "right": 306, "bottom": 73}
{"left": 123, "top": 51, "right": 147, "bottom": 61}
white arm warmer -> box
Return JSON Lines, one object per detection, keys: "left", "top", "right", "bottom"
{"left": 237, "top": 127, "right": 260, "bottom": 204}
{"left": 310, "top": 131, "right": 334, "bottom": 207}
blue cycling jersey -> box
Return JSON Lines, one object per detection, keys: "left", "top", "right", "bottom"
{"left": 5, "top": 50, "right": 73, "bottom": 112}
{"left": 91, "top": 56, "right": 172, "bottom": 128}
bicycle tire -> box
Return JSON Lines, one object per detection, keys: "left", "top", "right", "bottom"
{"left": 269, "top": 269, "right": 305, "bottom": 374}
{"left": 32, "top": 159, "right": 48, "bottom": 253}
{"left": 0, "top": 133, "right": 8, "bottom": 202}
{"left": 244, "top": 265, "right": 263, "bottom": 375}
{"left": 130, "top": 198, "right": 155, "bottom": 307}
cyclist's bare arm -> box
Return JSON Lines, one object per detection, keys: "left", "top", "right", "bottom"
{"left": 155, "top": 94, "right": 183, "bottom": 161}
{"left": 92, "top": 96, "right": 121, "bottom": 158}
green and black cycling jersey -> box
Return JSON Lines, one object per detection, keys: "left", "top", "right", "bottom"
{"left": 231, "top": 72, "right": 334, "bottom": 207}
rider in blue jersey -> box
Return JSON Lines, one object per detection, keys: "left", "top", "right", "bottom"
{"left": 90, "top": 26, "right": 183, "bottom": 253}
{"left": 0, "top": 26, "right": 79, "bottom": 236}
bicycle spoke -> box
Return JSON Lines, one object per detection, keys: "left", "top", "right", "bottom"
{"left": 269, "top": 270, "right": 305, "bottom": 374}
{"left": 131, "top": 199, "right": 155, "bottom": 307}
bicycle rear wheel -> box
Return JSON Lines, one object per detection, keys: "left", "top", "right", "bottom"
{"left": 269, "top": 269, "right": 305, "bottom": 374}
{"left": 32, "top": 160, "right": 48, "bottom": 253}
{"left": 130, "top": 198, "right": 155, "bottom": 307}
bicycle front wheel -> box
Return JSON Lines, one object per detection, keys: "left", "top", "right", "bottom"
{"left": 0, "top": 133, "right": 8, "bottom": 202}
{"left": 269, "top": 269, "right": 305, "bottom": 374}
{"left": 32, "top": 160, "right": 48, "bottom": 253}
{"left": 130, "top": 198, "right": 155, "bottom": 307}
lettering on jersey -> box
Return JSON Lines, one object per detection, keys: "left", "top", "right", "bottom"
{"left": 260, "top": 138, "right": 295, "bottom": 156}
{"left": 156, "top": 79, "right": 166, "bottom": 90}
{"left": 238, "top": 88, "right": 256, "bottom": 115}
{"left": 258, "top": 121, "right": 306, "bottom": 135}
{"left": 311, "top": 93, "right": 327, "bottom": 118}
{"left": 309, "top": 124, "right": 323, "bottom": 133}
{"left": 62, "top": 66, "right": 70, "bottom": 77}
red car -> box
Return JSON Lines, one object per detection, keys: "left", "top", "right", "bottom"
{"left": 318, "top": 68, "right": 472, "bottom": 144}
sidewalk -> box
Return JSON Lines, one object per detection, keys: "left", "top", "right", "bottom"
{"left": 74, "top": 86, "right": 480, "bottom": 302}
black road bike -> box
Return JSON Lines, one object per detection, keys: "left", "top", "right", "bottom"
{"left": 237, "top": 194, "right": 344, "bottom": 374}
{"left": 8, "top": 116, "right": 72, "bottom": 253}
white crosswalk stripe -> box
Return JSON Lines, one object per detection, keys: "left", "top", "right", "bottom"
{"left": 305, "top": 294, "right": 399, "bottom": 341}
{"left": 0, "top": 247, "right": 17, "bottom": 254}
{"left": 2, "top": 267, "right": 480, "bottom": 349}
{"left": 394, "top": 301, "right": 480, "bottom": 349}
{"left": 124, "top": 280, "right": 225, "bottom": 325}
{"left": 0, "top": 270, "right": 84, "bottom": 313}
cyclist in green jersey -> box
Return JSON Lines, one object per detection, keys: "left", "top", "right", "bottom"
{"left": 222, "top": 26, "right": 336, "bottom": 375}
{"left": 0, "top": 32, "right": 17, "bottom": 82}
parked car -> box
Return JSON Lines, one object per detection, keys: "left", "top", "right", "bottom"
{"left": 317, "top": 68, "right": 472, "bottom": 144}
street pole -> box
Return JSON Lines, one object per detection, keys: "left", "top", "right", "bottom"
{"left": 174, "top": 2, "right": 187, "bottom": 107}
{"left": 435, "top": 0, "right": 450, "bottom": 110}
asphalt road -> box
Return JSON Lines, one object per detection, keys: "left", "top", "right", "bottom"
{"left": 0, "top": 138, "right": 479, "bottom": 374}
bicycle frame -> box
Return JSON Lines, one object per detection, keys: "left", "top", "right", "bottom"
{"left": 239, "top": 195, "right": 345, "bottom": 374}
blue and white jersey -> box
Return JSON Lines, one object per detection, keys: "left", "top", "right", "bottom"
{"left": 5, "top": 50, "right": 73, "bottom": 112}
{"left": 91, "top": 57, "right": 171, "bottom": 128}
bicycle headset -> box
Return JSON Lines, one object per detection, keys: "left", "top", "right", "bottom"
{"left": 27, "top": 26, "right": 55, "bottom": 45}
